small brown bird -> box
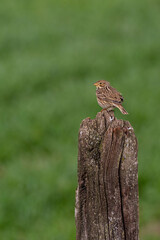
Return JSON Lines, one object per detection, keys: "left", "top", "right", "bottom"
{"left": 94, "top": 80, "right": 128, "bottom": 115}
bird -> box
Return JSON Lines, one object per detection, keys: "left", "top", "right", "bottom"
{"left": 93, "top": 80, "right": 128, "bottom": 115}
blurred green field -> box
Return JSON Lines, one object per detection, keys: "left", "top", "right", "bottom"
{"left": 0, "top": 0, "right": 160, "bottom": 239}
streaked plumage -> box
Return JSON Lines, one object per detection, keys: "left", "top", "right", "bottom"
{"left": 94, "top": 80, "right": 128, "bottom": 115}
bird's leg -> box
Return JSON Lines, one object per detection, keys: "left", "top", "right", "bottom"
{"left": 101, "top": 108, "right": 107, "bottom": 112}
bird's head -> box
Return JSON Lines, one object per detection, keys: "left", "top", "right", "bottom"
{"left": 93, "top": 80, "right": 110, "bottom": 89}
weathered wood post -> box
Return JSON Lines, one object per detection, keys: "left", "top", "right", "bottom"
{"left": 75, "top": 110, "right": 139, "bottom": 240}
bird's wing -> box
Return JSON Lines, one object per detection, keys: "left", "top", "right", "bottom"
{"left": 97, "top": 86, "right": 124, "bottom": 104}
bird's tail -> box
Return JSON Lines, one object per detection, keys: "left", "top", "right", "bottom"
{"left": 115, "top": 104, "right": 128, "bottom": 115}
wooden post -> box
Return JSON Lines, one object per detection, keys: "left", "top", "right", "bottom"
{"left": 75, "top": 110, "right": 139, "bottom": 240}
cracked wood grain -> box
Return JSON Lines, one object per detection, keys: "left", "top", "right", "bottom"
{"left": 75, "top": 110, "right": 139, "bottom": 240}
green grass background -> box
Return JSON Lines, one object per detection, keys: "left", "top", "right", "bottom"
{"left": 0, "top": 0, "right": 160, "bottom": 239}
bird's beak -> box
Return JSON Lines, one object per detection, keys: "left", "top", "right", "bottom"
{"left": 93, "top": 82, "right": 98, "bottom": 86}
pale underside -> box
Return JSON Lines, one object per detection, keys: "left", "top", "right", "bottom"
{"left": 97, "top": 99, "right": 115, "bottom": 111}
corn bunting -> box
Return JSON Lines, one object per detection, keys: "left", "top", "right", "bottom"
{"left": 94, "top": 80, "right": 128, "bottom": 115}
